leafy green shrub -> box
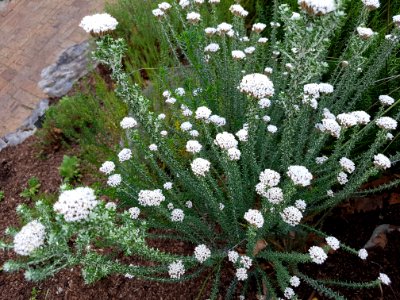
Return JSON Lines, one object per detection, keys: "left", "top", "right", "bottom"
{"left": 3, "top": 1, "right": 400, "bottom": 300}
{"left": 20, "top": 177, "right": 41, "bottom": 200}
{"left": 59, "top": 155, "right": 81, "bottom": 184}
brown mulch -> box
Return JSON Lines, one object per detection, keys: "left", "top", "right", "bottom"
{"left": 0, "top": 136, "right": 399, "bottom": 300}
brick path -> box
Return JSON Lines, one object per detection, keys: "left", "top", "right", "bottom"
{"left": 0, "top": 0, "right": 106, "bottom": 137}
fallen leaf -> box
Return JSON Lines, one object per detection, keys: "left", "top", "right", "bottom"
{"left": 364, "top": 224, "right": 400, "bottom": 249}
{"left": 253, "top": 239, "right": 268, "bottom": 256}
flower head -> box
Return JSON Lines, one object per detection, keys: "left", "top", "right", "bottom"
{"left": 325, "top": 236, "right": 340, "bottom": 250}
{"left": 171, "top": 209, "right": 185, "bottom": 222}
{"left": 378, "top": 273, "right": 391, "bottom": 285}
{"left": 13, "top": 220, "right": 46, "bottom": 256}
{"left": 99, "top": 161, "right": 115, "bottom": 175}
{"left": 194, "top": 244, "right": 211, "bottom": 263}
{"left": 239, "top": 73, "right": 275, "bottom": 99}
{"left": 309, "top": 246, "right": 328, "bottom": 264}
{"left": 376, "top": 117, "right": 397, "bottom": 130}
{"left": 80, "top": 13, "right": 118, "bottom": 34}
{"left": 287, "top": 165, "right": 313, "bottom": 186}
{"left": 138, "top": 189, "right": 165, "bottom": 207}
{"left": 191, "top": 158, "right": 211, "bottom": 176}
{"left": 373, "top": 154, "right": 391, "bottom": 170}
{"left": 244, "top": 209, "right": 264, "bottom": 228}
{"left": 186, "top": 140, "right": 202, "bottom": 154}
{"left": 168, "top": 260, "right": 185, "bottom": 279}
{"left": 281, "top": 206, "right": 303, "bottom": 226}
{"left": 120, "top": 117, "right": 137, "bottom": 129}
{"left": 358, "top": 248, "right": 368, "bottom": 260}
{"left": 298, "top": 0, "right": 336, "bottom": 16}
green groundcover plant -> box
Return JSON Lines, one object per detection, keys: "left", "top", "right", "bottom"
{"left": 2, "top": 1, "right": 400, "bottom": 299}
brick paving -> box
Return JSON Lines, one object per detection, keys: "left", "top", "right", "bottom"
{"left": 0, "top": 0, "right": 106, "bottom": 137}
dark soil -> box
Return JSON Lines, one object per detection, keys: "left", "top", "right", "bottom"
{"left": 0, "top": 136, "right": 399, "bottom": 300}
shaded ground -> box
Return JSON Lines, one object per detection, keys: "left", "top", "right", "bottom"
{"left": 0, "top": 136, "right": 399, "bottom": 299}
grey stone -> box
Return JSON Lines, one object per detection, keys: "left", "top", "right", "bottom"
{"left": 0, "top": 99, "right": 49, "bottom": 152}
{"left": 38, "top": 40, "right": 95, "bottom": 98}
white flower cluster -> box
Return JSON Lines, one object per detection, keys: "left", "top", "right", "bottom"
{"left": 54, "top": 187, "right": 98, "bottom": 222}
{"left": 376, "top": 117, "right": 397, "bottom": 130}
{"left": 239, "top": 73, "right": 275, "bottom": 99}
{"left": 362, "top": 0, "right": 380, "bottom": 10}
{"left": 209, "top": 115, "right": 226, "bottom": 127}
{"left": 214, "top": 132, "right": 238, "bottom": 150}
{"left": 298, "top": 0, "right": 336, "bottom": 16}
{"left": 259, "top": 169, "right": 281, "bottom": 187}
{"left": 171, "top": 208, "right": 185, "bottom": 222}
{"left": 232, "top": 50, "right": 246, "bottom": 60}
{"left": 204, "top": 43, "right": 220, "bottom": 53}
{"left": 358, "top": 248, "right": 368, "bottom": 260}
{"left": 325, "top": 236, "right": 340, "bottom": 250}
{"left": 290, "top": 276, "right": 301, "bottom": 287}
{"left": 252, "top": 23, "right": 266, "bottom": 33}
{"left": 373, "top": 154, "right": 391, "bottom": 170}
{"left": 168, "top": 260, "right": 185, "bottom": 279}
{"left": 308, "top": 246, "right": 328, "bottom": 264}
{"left": 236, "top": 126, "right": 248, "bottom": 142}
{"left": 138, "top": 189, "right": 165, "bottom": 207}
{"left": 284, "top": 287, "right": 295, "bottom": 299}
{"left": 79, "top": 13, "right": 118, "bottom": 34}
{"left": 107, "top": 174, "right": 122, "bottom": 187}
{"left": 265, "top": 187, "right": 284, "bottom": 204}
{"left": 118, "top": 148, "right": 132, "bottom": 162}
{"left": 163, "top": 182, "right": 173, "bottom": 190}
{"left": 229, "top": 4, "right": 248, "bottom": 17}
{"left": 228, "top": 250, "right": 239, "bottom": 263}
{"left": 194, "top": 244, "right": 211, "bottom": 263}
{"left": 287, "top": 165, "right": 313, "bottom": 186}
{"left": 379, "top": 95, "right": 395, "bottom": 106}
{"left": 320, "top": 118, "right": 341, "bottom": 138}
{"left": 339, "top": 157, "right": 355, "bottom": 173}
{"left": 295, "top": 199, "right": 307, "bottom": 211}
{"left": 227, "top": 148, "right": 241, "bottom": 161}
{"left": 128, "top": 207, "right": 140, "bottom": 219}
{"left": 280, "top": 206, "right": 303, "bottom": 226}
{"left": 357, "top": 27, "right": 375, "bottom": 39}
{"left": 302, "top": 83, "right": 334, "bottom": 109}
{"left": 187, "top": 12, "right": 201, "bottom": 24}
{"left": 316, "top": 156, "right": 328, "bottom": 165}
{"left": 244, "top": 209, "right": 264, "bottom": 228}
{"left": 120, "top": 117, "right": 137, "bottom": 129}
{"left": 393, "top": 15, "right": 400, "bottom": 27}
{"left": 186, "top": 140, "right": 202, "bottom": 154}
{"left": 195, "top": 106, "right": 212, "bottom": 120}
{"left": 13, "top": 220, "right": 46, "bottom": 256}
{"left": 181, "top": 121, "right": 192, "bottom": 131}
{"left": 191, "top": 158, "right": 211, "bottom": 176}
{"left": 236, "top": 268, "right": 248, "bottom": 281}
{"left": 378, "top": 273, "right": 391, "bottom": 285}
{"left": 337, "top": 171, "right": 348, "bottom": 185}
{"left": 99, "top": 161, "right": 115, "bottom": 175}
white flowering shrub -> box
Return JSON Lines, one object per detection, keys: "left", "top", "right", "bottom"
{"left": 2, "top": 1, "right": 400, "bottom": 299}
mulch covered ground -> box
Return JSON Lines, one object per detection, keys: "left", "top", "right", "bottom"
{"left": 0, "top": 136, "right": 399, "bottom": 299}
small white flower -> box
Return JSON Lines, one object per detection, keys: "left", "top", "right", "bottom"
{"left": 181, "top": 121, "right": 193, "bottom": 131}
{"left": 128, "top": 207, "right": 140, "bottom": 219}
{"left": 393, "top": 15, "right": 400, "bottom": 27}
{"left": 287, "top": 165, "right": 313, "bottom": 187}
{"left": 378, "top": 273, "right": 391, "bottom": 285}
{"left": 158, "top": 113, "right": 166, "bottom": 120}
{"left": 160, "top": 130, "right": 168, "bottom": 137}
{"left": 379, "top": 95, "right": 395, "bottom": 106}
{"left": 227, "top": 148, "right": 241, "bottom": 161}
{"left": 194, "top": 244, "right": 211, "bottom": 263}
{"left": 267, "top": 125, "right": 277, "bottom": 133}
{"left": 263, "top": 115, "right": 271, "bottom": 123}
{"left": 298, "top": 0, "right": 336, "bottom": 15}
{"left": 236, "top": 268, "right": 248, "bottom": 281}
{"left": 179, "top": 0, "right": 190, "bottom": 9}
{"left": 217, "top": 22, "right": 233, "bottom": 34}
{"left": 295, "top": 200, "right": 307, "bottom": 212}
{"left": 290, "top": 276, "right": 300, "bottom": 287}
{"left": 79, "top": 13, "right": 118, "bottom": 34}
{"left": 244, "top": 209, "right": 264, "bottom": 228}
{"left": 265, "top": 187, "right": 284, "bottom": 204}
{"left": 186, "top": 140, "right": 202, "bottom": 154}
{"left": 187, "top": 12, "right": 201, "bottom": 24}
{"left": 373, "top": 154, "right": 391, "bottom": 170}
{"left": 239, "top": 73, "right": 275, "bottom": 99}
{"left": 204, "top": 43, "right": 220, "bottom": 53}
{"left": 120, "top": 117, "right": 137, "bottom": 129}
{"left": 107, "top": 174, "right": 122, "bottom": 187}
{"left": 165, "top": 97, "right": 176, "bottom": 104}
{"left": 190, "top": 130, "right": 199, "bottom": 137}
{"left": 232, "top": 50, "right": 246, "bottom": 60}
{"left": 339, "top": 157, "right": 355, "bottom": 174}
{"left": 291, "top": 12, "right": 301, "bottom": 20}
{"left": 158, "top": 2, "right": 171, "bottom": 11}
{"left": 351, "top": 111, "right": 370, "bottom": 125}
{"left": 321, "top": 118, "right": 341, "bottom": 138}
{"left": 240, "top": 256, "right": 252, "bottom": 269}
{"left": 138, "top": 189, "right": 165, "bottom": 207}
{"left": 337, "top": 172, "right": 348, "bottom": 185}
{"left": 337, "top": 113, "right": 358, "bottom": 128}
{"left": 152, "top": 8, "right": 165, "bottom": 18}
{"left": 281, "top": 206, "right": 303, "bottom": 226}
{"left": 219, "top": 203, "right": 225, "bottom": 210}
{"left": 215, "top": 132, "right": 238, "bottom": 150}
{"left": 167, "top": 203, "right": 174, "bottom": 210}
{"left": 195, "top": 106, "right": 212, "bottom": 120}
{"left": 99, "top": 161, "right": 115, "bottom": 175}
{"left": 163, "top": 182, "right": 173, "bottom": 190}
{"left": 171, "top": 208, "right": 185, "bottom": 222}
{"left": 191, "top": 158, "right": 211, "bottom": 176}
{"left": 284, "top": 287, "right": 295, "bottom": 299}
{"left": 205, "top": 27, "right": 217, "bottom": 36}
{"left": 308, "top": 246, "right": 328, "bottom": 264}
{"left": 168, "top": 260, "right": 185, "bottom": 279}
{"left": 316, "top": 156, "right": 328, "bottom": 165}
{"left": 376, "top": 117, "right": 397, "bottom": 130}
{"left": 362, "top": 0, "right": 380, "bottom": 10}
{"left": 252, "top": 23, "right": 266, "bottom": 33}
{"left": 358, "top": 248, "right": 368, "bottom": 260}
{"left": 185, "top": 200, "right": 193, "bottom": 208}
{"left": 258, "top": 37, "right": 268, "bottom": 44}
{"left": 258, "top": 98, "right": 271, "bottom": 109}
{"left": 105, "top": 202, "right": 117, "bottom": 210}
{"left": 259, "top": 169, "right": 281, "bottom": 187}
{"left": 244, "top": 47, "right": 256, "bottom": 55}
{"left": 229, "top": 4, "right": 248, "bottom": 17}
{"left": 228, "top": 250, "right": 239, "bottom": 263}
{"left": 325, "top": 236, "right": 340, "bottom": 250}
{"left": 327, "top": 190, "right": 334, "bottom": 197}
{"left": 264, "top": 67, "right": 273, "bottom": 75}
{"left": 118, "top": 148, "right": 132, "bottom": 162}
{"left": 209, "top": 115, "right": 226, "bottom": 127}
{"left": 357, "top": 27, "right": 375, "bottom": 39}
{"left": 236, "top": 128, "right": 248, "bottom": 142}
{"left": 149, "top": 144, "right": 158, "bottom": 151}
{"left": 13, "top": 220, "right": 46, "bottom": 256}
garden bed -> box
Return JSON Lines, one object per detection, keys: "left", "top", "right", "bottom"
{"left": 0, "top": 136, "right": 398, "bottom": 299}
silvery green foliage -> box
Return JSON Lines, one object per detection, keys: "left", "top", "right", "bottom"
{"left": 2, "top": 1, "right": 400, "bottom": 299}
